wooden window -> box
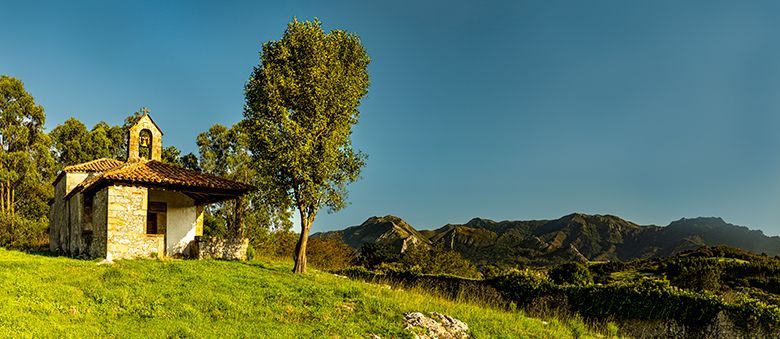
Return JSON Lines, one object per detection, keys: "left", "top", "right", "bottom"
{"left": 146, "top": 201, "right": 167, "bottom": 235}
{"left": 146, "top": 213, "right": 157, "bottom": 234}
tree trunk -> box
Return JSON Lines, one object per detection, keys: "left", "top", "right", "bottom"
{"left": 292, "top": 214, "right": 313, "bottom": 274}
{"left": 234, "top": 197, "right": 245, "bottom": 238}
{"left": 3, "top": 179, "right": 8, "bottom": 214}
{"left": 5, "top": 179, "right": 10, "bottom": 215}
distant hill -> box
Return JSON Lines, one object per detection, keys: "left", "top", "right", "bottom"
{"left": 316, "top": 213, "right": 780, "bottom": 266}
{"left": 314, "top": 215, "right": 431, "bottom": 253}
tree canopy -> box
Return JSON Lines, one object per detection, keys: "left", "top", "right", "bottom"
{"left": 50, "top": 118, "right": 125, "bottom": 168}
{"left": 243, "top": 19, "right": 370, "bottom": 273}
{"left": 0, "top": 75, "right": 55, "bottom": 247}
{"left": 196, "top": 122, "right": 291, "bottom": 245}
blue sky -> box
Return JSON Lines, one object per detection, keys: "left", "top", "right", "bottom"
{"left": 2, "top": 1, "right": 780, "bottom": 235}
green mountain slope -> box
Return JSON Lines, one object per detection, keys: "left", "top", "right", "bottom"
{"left": 0, "top": 248, "right": 597, "bottom": 338}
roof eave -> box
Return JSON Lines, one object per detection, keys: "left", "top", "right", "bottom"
{"left": 81, "top": 179, "right": 251, "bottom": 198}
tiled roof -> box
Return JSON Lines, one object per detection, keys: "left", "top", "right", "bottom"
{"left": 103, "top": 160, "right": 251, "bottom": 191}
{"left": 67, "top": 160, "right": 252, "bottom": 200}
{"left": 63, "top": 158, "right": 124, "bottom": 172}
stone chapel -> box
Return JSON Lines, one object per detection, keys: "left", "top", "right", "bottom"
{"left": 49, "top": 112, "right": 251, "bottom": 259}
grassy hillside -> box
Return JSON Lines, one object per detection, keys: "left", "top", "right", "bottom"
{"left": 0, "top": 249, "right": 602, "bottom": 338}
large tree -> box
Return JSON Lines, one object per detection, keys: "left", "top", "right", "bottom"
{"left": 0, "top": 75, "right": 55, "bottom": 247}
{"left": 243, "top": 19, "right": 370, "bottom": 273}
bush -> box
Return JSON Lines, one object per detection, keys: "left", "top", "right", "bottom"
{"left": 0, "top": 214, "right": 48, "bottom": 249}
{"left": 400, "top": 245, "right": 481, "bottom": 279}
{"left": 663, "top": 258, "right": 722, "bottom": 291}
{"left": 253, "top": 230, "right": 298, "bottom": 259}
{"left": 480, "top": 264, "right": 508, "bottom": 280}
{"left": 490, "top": 268, "right": 554, "bottom": 305}
{"left": 245, "top": 244, "right": 256, "bottom": 260}
{"left": 307, "top": 238, "right": 356, "bottom": 271}
{"left": 549, "top": 262, "right": 593, "bottom": 286}
{"left": 357, "top": 243, "right": 399, "bottom": 268}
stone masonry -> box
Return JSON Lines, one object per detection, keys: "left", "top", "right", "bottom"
{"left": 89, "top": 188, "right": 108, "bottom": 258}
{"left": 106, "top": 185, "right": 164, "bottom": 259}
{"left": 195, "top": 236, "right": 249, "bottom": 260}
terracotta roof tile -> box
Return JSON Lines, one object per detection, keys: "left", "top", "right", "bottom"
{"left": 66, "top": 160, "right": 252, "bottom": 198}
{"left": 102, "top": 160, "right": 252, "bottom": 191}
{"left": 64, "top": 159, "right": 252, "bottom": 202}
{"left": 63, "top": 158, "right": 124, "bottom": 173}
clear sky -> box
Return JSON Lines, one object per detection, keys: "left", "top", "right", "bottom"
{"left": 2, "top": 1, "right": 780, "bottom": 235}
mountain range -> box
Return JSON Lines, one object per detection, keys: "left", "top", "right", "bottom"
{"left": 313, "top": 213, "right": 780, "bottom": 266}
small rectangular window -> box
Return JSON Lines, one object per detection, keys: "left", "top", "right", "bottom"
{"left": 146, "top": 213, "right": 158, "bottom": 234}
{"left": 146, "top": 201, "right": 167, "bottom": 235}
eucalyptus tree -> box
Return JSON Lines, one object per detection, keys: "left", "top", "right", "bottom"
{"left": 50, "top": 118, "right": 123, "bottom": 168}
{"left": 243, "top": 19, "right": 370, "bottom": 273}
{"left": 0, "top": 75, "right": 55, "bottom": 247}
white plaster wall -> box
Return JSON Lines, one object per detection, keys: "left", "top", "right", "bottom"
{"left": 148, "top": 190, "right": 197, "bottom": 256}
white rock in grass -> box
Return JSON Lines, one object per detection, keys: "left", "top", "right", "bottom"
{"left": 431, "top": 312, "right": 469, "bottom": 335}
{"left": 403, "top": 312, "right": 470, "bottom": 339}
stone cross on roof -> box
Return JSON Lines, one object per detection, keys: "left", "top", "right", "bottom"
{"left": 140, "top": 107, "right": 151, "bottom": 115}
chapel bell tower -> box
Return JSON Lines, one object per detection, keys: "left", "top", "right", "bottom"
{"left": 127, "top": 107, "right": 163, "bottom": 162}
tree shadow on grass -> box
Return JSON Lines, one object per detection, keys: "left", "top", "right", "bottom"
{"left": 4, "top": 248, "right": 59, "bottom": 258}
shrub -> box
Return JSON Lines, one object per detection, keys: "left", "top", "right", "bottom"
{"left": 480, "top": 264, "right": 507, "bottom": 280}
{"left": 245, "top": 244, "right": 256, "bottom": 260}
{"left": 0, "top": 214, "right": 48, "bottom": 249}
{"left": 663, "top": 258, "right": 722, "bottom": 291}
{"left": 357, "top": 243, "right": 399, "bottom": 268}
{"left": 490, "top": 268, "right": 554, "bottom": 305}
{"left": 253, "top": 230, "right": 298, "bottom": 259}
{"left": 307, "top": 238, "right": 356, "bottom": 271}
{"left": 400, "top": 245, "right": 481, "bottom": 279}
{"left": 549, "top": 262, "right": 593, "bottom": 286}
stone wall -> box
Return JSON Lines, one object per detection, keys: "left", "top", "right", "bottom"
{"left": 195, "top": 236, "right": 248, "bottom": 260}
{"left": 49, "top": 172, "right": 89, "bottom": 254}
{"left": 67, "top": 193, "right": 84, "bottom": 256}
{"left": 89, "top": 188, "right": 108, "bottom": 258}
{"left": 106, "top": 185, "right": 164, "bottom": 259}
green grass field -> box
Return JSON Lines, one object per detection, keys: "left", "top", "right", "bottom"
{"left": 0, "top": 248, "right": 606, "bottom": 338}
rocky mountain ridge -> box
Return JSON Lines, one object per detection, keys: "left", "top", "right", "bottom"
{"left": 313, "top": 213, "right": 780, "bottom": 266}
